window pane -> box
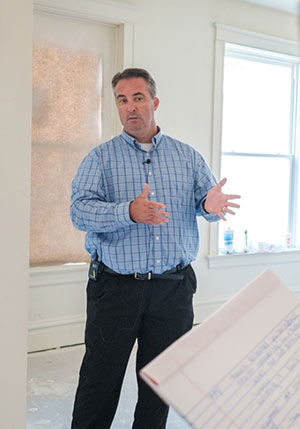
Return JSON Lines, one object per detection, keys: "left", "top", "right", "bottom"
{"left": 222, "top": 55, "right": 292, "bottom": 155}
{"left": 219, "top": 156, "right": 290, "bottom": 251}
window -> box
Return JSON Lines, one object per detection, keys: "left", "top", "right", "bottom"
{"left": 31, "top": 11, "right": 118, "bottom": 266}
{"left": 212, "top": 25, "right": 300, "bottom": 255}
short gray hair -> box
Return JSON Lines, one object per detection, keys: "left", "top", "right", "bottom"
{"left": 111, "top": 68, "right": 157, "bottom": 99}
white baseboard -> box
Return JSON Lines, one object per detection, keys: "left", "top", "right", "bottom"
{"left": 28, "top": 314, "right": 86, "bottom": 352}
{"left": 193, "top": 296, "right": 228, "bottom": 324}
{"left": 28, "top": 264, "right": 88, "bottom": 352}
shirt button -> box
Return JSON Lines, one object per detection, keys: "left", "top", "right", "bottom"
{"left": 149, "top": 171, "right": 152, "bottom": 176}
{"left": 151, "top": 192, "right": 155, "bottom": 196}
{"left": 156, "top": 236, "right": 159, "bottom": 240}
{"left": 156, "top": 259, "right": 160, "bottom": 264}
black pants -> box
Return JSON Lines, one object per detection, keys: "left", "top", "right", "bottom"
{"left": 71, "top": 264, "right": 196, "bottom": 429}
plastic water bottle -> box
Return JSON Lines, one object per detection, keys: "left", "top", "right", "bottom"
{"left": 224, "top": 229, "right": 234, "bottom": 253}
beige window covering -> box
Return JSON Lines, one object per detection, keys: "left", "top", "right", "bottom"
{"left": 31, "top": 12, "right": 117, "bottom": 266}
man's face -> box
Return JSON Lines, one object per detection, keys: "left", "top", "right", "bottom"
{"left": 114, "top": 77, "right": 159, "bottom": 139}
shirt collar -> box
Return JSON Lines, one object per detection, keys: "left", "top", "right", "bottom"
{"left": 121, "top": 127, "right": 162, "bottom": 149}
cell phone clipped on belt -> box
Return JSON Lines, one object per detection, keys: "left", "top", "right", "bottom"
{"left": 88, "top": 259, "right": 101, "bottom": 281}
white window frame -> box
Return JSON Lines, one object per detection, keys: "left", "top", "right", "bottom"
{"left": 208, "top": 24, "right": 300, "bottom": 267}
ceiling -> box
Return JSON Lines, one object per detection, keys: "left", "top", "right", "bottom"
{"left": 240, "top": 0, "right": 300, "bottom": 14}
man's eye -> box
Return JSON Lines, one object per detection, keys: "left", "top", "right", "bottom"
{"left": 135, "top": 97, "right": 144, "bottom": 102}
{"left": 118, "top": 99, "right": 126, "bottom": 104}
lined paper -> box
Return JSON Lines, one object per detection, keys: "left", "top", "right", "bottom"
{"left": 140, "top": 270, "right": 300, "bottom": 428}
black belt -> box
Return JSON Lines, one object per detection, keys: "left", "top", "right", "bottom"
{"left": 100, "top": 262, "right": 187, "bottom": 281}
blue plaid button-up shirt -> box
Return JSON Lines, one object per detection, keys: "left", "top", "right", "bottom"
{"left": 70, "top": 128, "right": 219, "bottom": 274}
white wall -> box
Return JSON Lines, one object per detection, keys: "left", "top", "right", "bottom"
{"left": 28, "top": 0, "right": 300, "bottom": 351}
{"left": 0, "top": 0, "right": 33, "bottom": 426}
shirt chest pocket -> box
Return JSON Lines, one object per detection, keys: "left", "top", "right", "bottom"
{"left": 173, "top": 167, "right": 194, "bottom": 194}
{"left": 157, "top": 165, "right": 194, "bottom": 206}
{"left": 175, "top": 177, "right": 191, "bottom": 193}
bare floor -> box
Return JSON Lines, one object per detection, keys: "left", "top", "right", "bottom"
{"left": 27, "top": 344, "right": 190, "bottom": 428}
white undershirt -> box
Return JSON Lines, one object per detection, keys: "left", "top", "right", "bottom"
{"left": 139, "top": 143, "right": 153, "bottom": 152}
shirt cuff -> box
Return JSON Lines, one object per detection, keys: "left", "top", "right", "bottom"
{"left": 202, "top": 198, "right": 209, "bottom": 214}
{"left": 114, "top": 201, "right": 135, "bottom": 227}
{"left": 199, "top": 196, "right": 219, "bottom": 222}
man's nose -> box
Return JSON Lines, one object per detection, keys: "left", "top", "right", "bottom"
{"left": 127, "top": 100, "right": 137, "bottom": 112}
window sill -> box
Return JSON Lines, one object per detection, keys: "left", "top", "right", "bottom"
{"left": 206, "top": 249, "right": 300, "bottom": 269}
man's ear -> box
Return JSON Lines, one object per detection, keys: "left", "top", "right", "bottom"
{"left": 153, "top": 97, "right": 159, "bottom": 111}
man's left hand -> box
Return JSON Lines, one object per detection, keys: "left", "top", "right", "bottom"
{"left": 204, "top": 178, "right": 241, "bottom": 221}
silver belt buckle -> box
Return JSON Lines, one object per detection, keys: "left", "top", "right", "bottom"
{"left": 134, "top": 272, "right": 152, "bottom": 280}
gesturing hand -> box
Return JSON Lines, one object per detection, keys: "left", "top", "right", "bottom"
{"left": 129, "top": 183, "right": 169, "bottom": 225}
{"left": 204, "top": 178, "right": 241, "bottom": 221}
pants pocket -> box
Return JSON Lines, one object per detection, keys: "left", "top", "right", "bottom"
{"left": 184, "top": 265, "right": 197, "bottom": 294}
{"left": 86, "top": 274, "right": 143, "bottom": 344}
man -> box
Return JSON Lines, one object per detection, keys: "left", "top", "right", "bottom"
{"left": 70, "top": 68, "right": 240, "bottom": 428}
